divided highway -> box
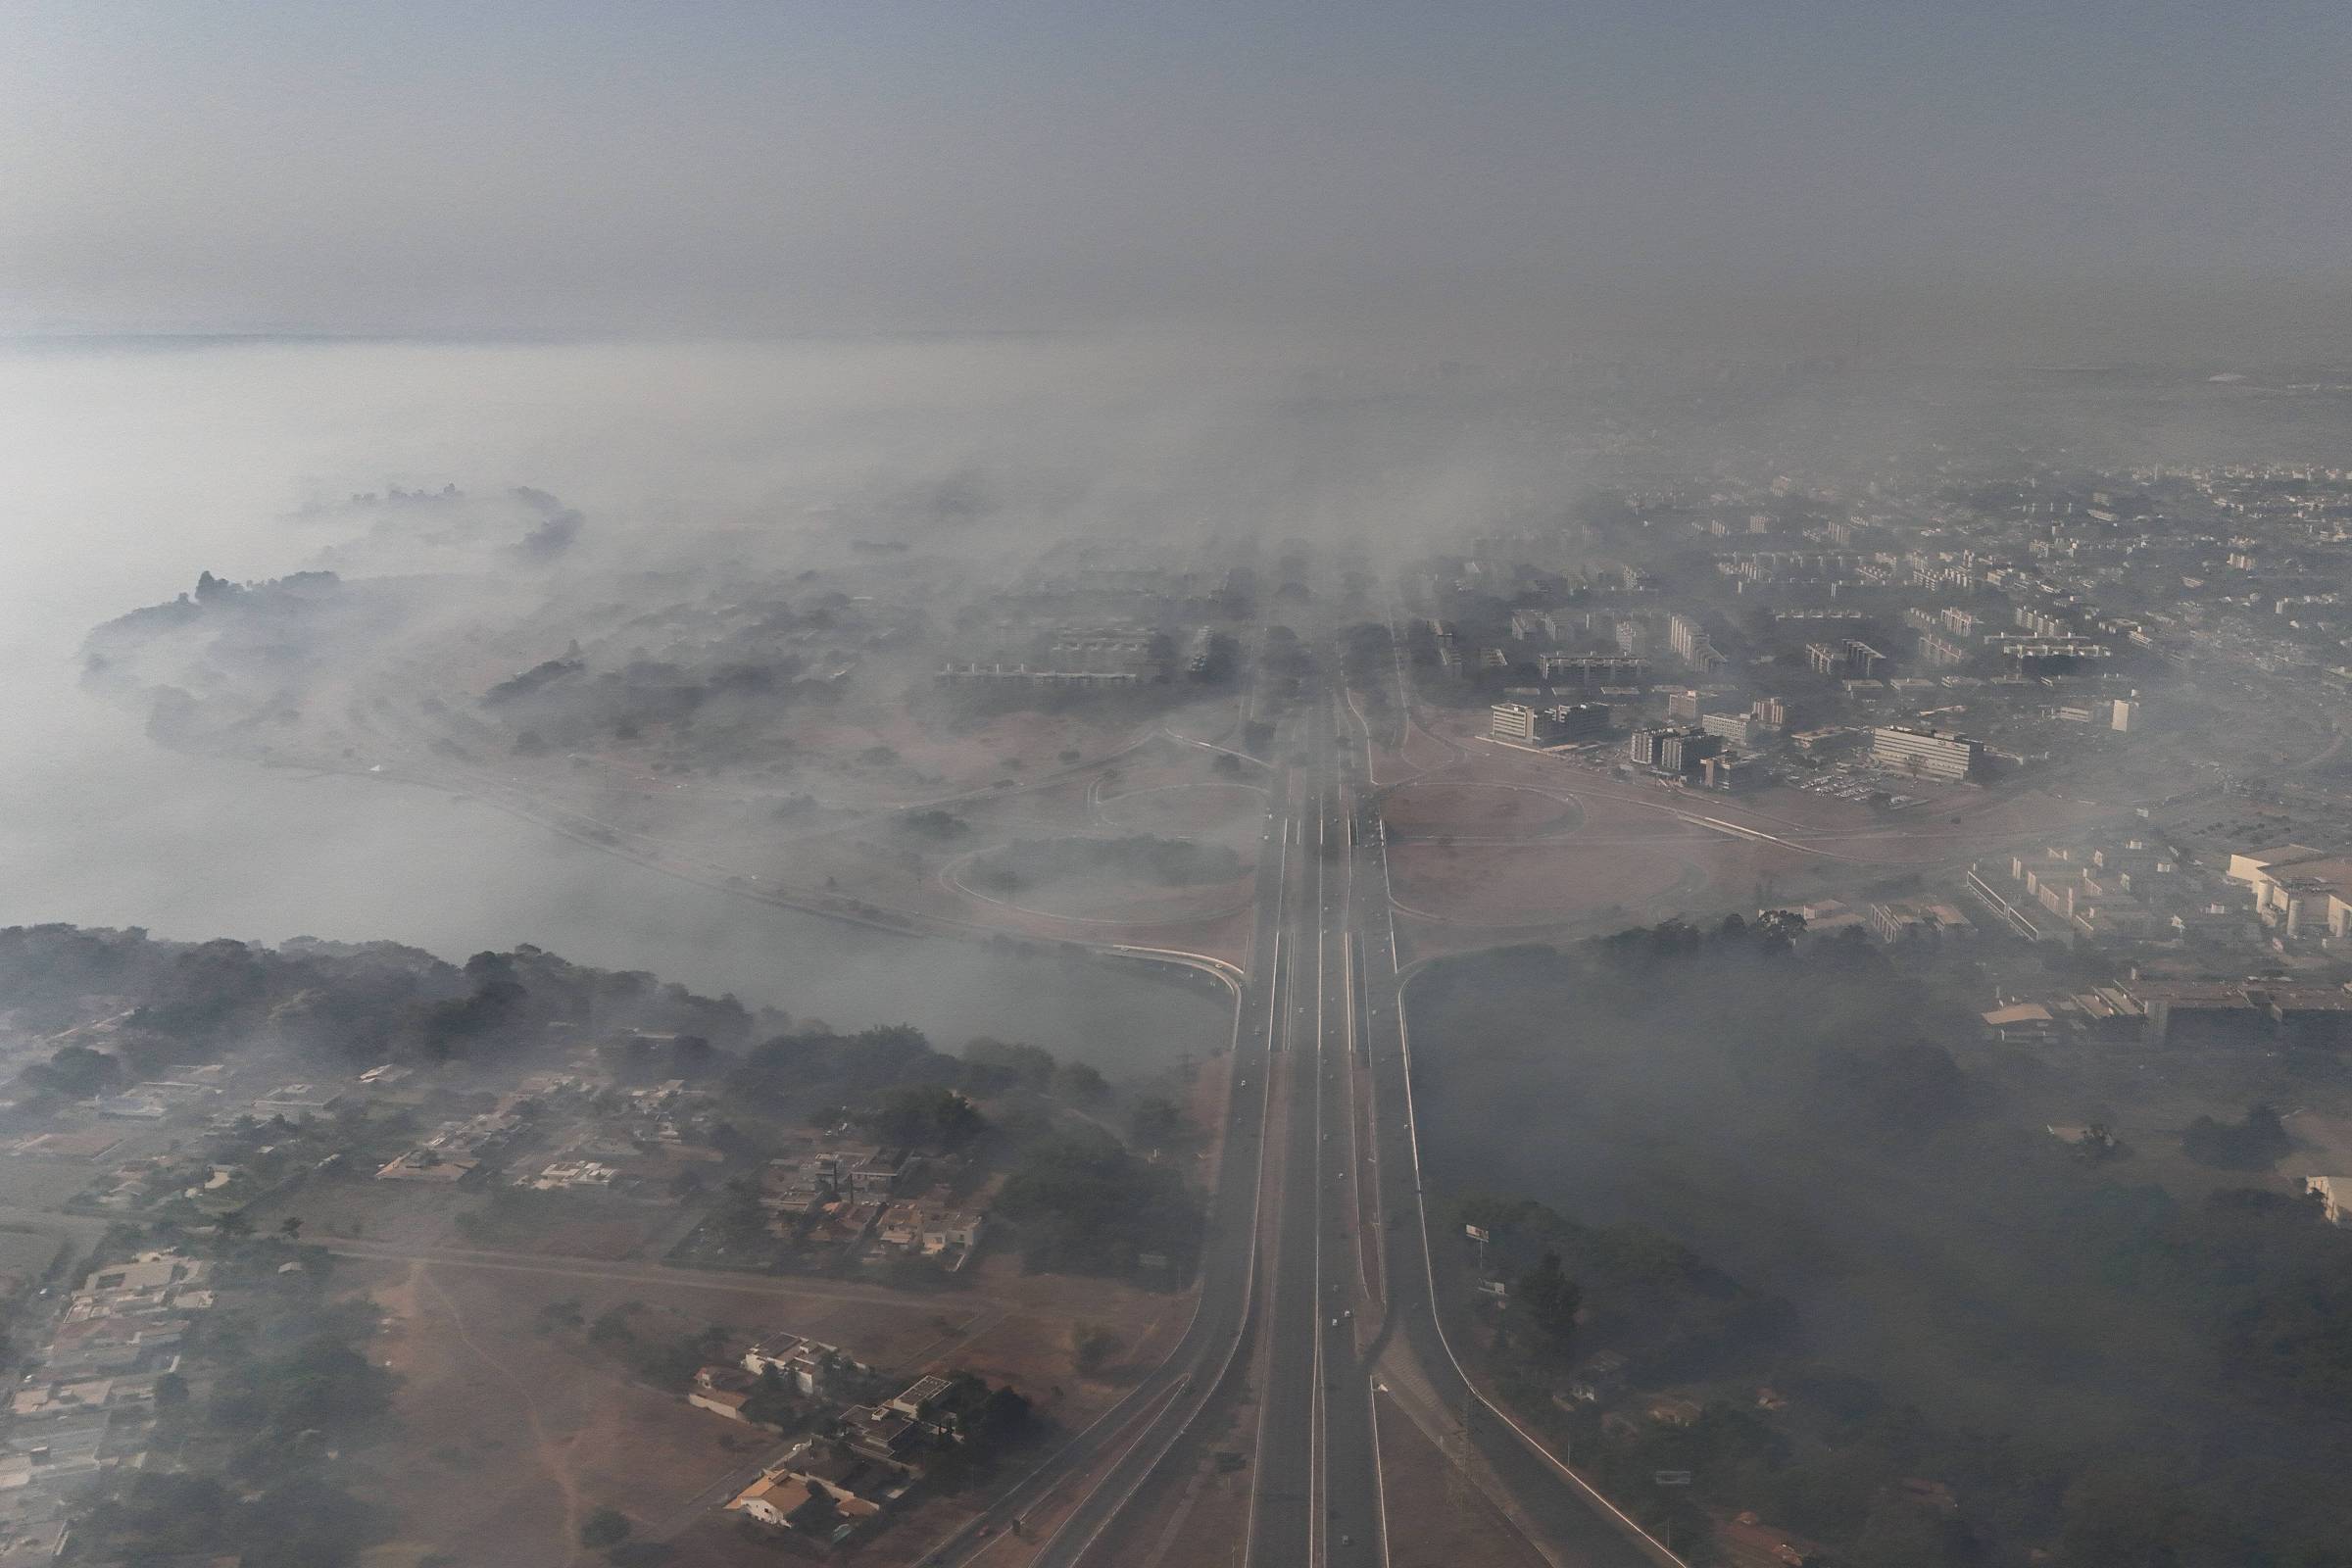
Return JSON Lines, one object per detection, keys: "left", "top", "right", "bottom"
{"left": 919, "top": 793, "right": 1290, "bottom": 1566}
{"left": 948, "top": 654, "right": 1678, "bottom": 1568}
{"left": 1341, "top": 702, "right": 1674, "bottom": 1568}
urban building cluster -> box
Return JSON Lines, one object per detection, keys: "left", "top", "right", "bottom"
{"left": 714, "top": 1361, "right": 1003, "bottom": 1546}
{"left": 0, "top": 1250, "right": 215, "bottom": 1561}
{"left": 759, "top": 1139, "right": 990, "bottom": 1270}
{"left": 1424, "top": 456, "right": 2352, "bottom": 819}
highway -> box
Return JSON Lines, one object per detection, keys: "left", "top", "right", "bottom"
{"left": 1248, "top": 690, "right": 1384, "bottom": 1568}
{"left": 1341, "top": 678, "right": 1675, "bottom": 1568}
{"left": 912, "top": 782, "right": 1284, "bottom": 1566}
{"left": 954, "top": 644, "right": 1677, "bottom": 1568}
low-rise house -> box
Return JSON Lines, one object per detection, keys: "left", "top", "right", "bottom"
{"left": 725, "top": 1439, "right": 900, "bottom": 1541}
{"left": 516, "top": 1159, "right": 614, "bottom": 1191}
{"left": 83, "top": 1253, "right": 207, "bottom": 1296}
{"left": 688, "top": 1364, "right": 756, "bottom": 1421}
{"left": 841, "top": 1403, "right": 928, "bottom": 1467}
{"left": 887, "top": 1375, "right": 955, "bottom": 1423}
{"left": 741, "top": 1334, "right": 868, "bottom": 1397}
{"left": 1982, "top": 1002, "right": 2058, "bottom": 1044}
{"left": 875, "top": 1203, "right": 923, "bottom": 1250}
{"left": 849, "top": 1148, "right": 918, "bottom": 1199}
{"left": 251, "top": 1083, "right": 342, "bottom": 1115}
{"left": 920, "top": 1209, "right": 986, "bottom": 1257}
{"left": 375, "top": 1150, "right": 475, "bottom": 1183}
{"left": 728, "top": 1471, "right": 821, "bottom": 1530}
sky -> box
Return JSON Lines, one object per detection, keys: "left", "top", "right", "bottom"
{"left": 6, "top": 0, "right": 2351, "bottom": 355}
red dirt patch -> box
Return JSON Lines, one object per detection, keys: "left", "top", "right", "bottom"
{"left": 1096, "top": 781, "right": 1272, "bottom": 848}
{"left": 1390, "top": 841, "right": 1697, "bottom": 927}
{"left": 1382, "top": 779, "right": 1578, "bottom": 836}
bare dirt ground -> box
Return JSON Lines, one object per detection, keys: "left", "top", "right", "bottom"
{"left": 340, "top": 1225, "right": 1200, "bottom": 1568}
{"left": 946, "top": 857, "right": 1257, "bottom": 928}
{"left": 1381, "top": 778, "right": 1581, "bottom": 836}
{"left": 1081, "top": 1353, "right": 1255, "bottom": 1568}
{"left": 1370, "top": 725, "right": 2123, "bottom": 947}
{"left": 1389, "top": 841, "right": 1709, "bottom": 929}
{"left": 253, "top": 1178, "right": 675, "bottom": 1259}
{"left": 1373, "top": 1392, "right": 1550, "bottom": 1568}
{"left": 1093, "top": 779, "right": 1271, "bottom": 848}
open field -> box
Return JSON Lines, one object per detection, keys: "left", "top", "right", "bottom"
{"left": 340, "top": 1239, "right": 1197, "bottom": 1568}
{"left": 947, "top": 853, "right": 1256, "bottom": 928}
{"left": 0, "top": 1226, "right": 63, "bottom": 1296}
{"left": 1390, "top": 841, "right": 1703, "bottom": 928}
{"left": 248, "top": 1174, "right": 684, "bottom": 1259}
{"left": 1093, "top": 779, "right": 1270, "bottom": 848}
{"left": 1381, "top": 778, "right": 1581, "bottom": 837}
{"left": 1373, "top": 1393, "right": 1549, "bottom": 1568}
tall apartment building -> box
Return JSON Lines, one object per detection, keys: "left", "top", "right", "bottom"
{"left": 1657, "top": 730, "right": 1721, "bottom": 774}
{"left": 1631, "top": 725, "right": 1711, "bottom": 771}
{"left": 1541, "top": 654, "right": 1648, "bottom": 687}
{"left": 1700, "top": 711, "right": 1754, "bottom": 746}
{"left": 1666, "top": 688, "right": 1705, "bottom": 721}
{"left": 1667, "top": 613, "right": 1720, "bottom": 669}
{"left": 1493, "top": 702, "right": 1611, "bottom": 744}
{"left": 1869, "top": 725, "right": 1984, "bottom": 781}
{"left": 1492, "top": 703, "right": 1545, "bottom": 742}
{"left": 1701, "top": 754, "right": 1748, "bottom": 791}
{"left": 1548, "top": 703, "right": 1613, "bottom": 741}
{"left": 1806, "top": 639, "right": 1886, "bottom": 678}
{"left": 1750, "top": 696, "right": 1787, "bottom": 728}
{"left": 1917, "top": 632, "right": 1970, "bottom": 667}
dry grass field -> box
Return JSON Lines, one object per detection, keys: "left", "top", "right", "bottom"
{"left": 336, "top": 1237, "right": 1199, "bottom": 1567}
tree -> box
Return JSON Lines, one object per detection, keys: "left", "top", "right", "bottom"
{"left": 24, "top": 1043, "right": 125, "bottom": 1099}
{"left": 2181, "top": 1102, "right": 2292, "bottom": 1170}
{"left": 1071, "top": 1323, "right": 1122, "bottom": 1377}
{"left": 216, "top": 1210, "right": 254, "bottom": 1241}
{"left": 863, "top": 1084, "right": 984, "bottom": 1150}
{"left": 536, "top": 1298, "right": 585, "bottom": 1334}
{"left": 1517, "top": 1250, "right": 1583, "bottom": 1348}
{"left": 962, "top": 1037, "right": 1056, "bottom": 1094}
{"left": 1129, "top": 1095, "right": 1185, "bottom": 1148}
{"left": 578, "top": 1507, "right": 631, "bottom": 1549}
{"left": 279, "top": 1216, "right": 304, "bottom": 1241}
{"left": 1054, "top": 1061, "right": 1108, "bottom": 1103}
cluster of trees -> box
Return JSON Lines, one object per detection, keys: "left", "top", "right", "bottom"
{"left": 728, "top": 1025, "right": 1107, "bottom": 1126}
{"left": 997, "top": 1124, "right": 1200, "bottom": 1277}
{"left": 578, "top": 1300, "right": 734, "bottom": 1390}
{"left": 2180, "top": 1102, "right": 2292, "bottom": 1169}
{"left": 0, "top": 925, "right": 769, "bottom": 1103}
{"left": 1417, "top": 921, "right": 2352, "bottom": 1566}
{"left": 856, "top": 1084, "right": 986, "bottom": 1151}
{"left": 484, "top": 644, "right": 842, "bottom": 757}
{"left": 76, "top": 1243, "right": 395, "bottom": 1568}
{"left": 892, "top": 808, "right": 973, "bottom": 844}
{"left": 1459, "top": 1195, "right": 1796, "bottom": 1379}
{"left": 77, "top": 1472, "right": 390, "bottom": 1568}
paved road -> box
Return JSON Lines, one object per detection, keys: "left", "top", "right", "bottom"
{"left": 1342, "top": 688, "right": 1676, "bottom": 1568}
{"left": 1250, "top": 689, "right": 1385, "bottom": 1568}
{"left": 917, "top": 774, "right": 1293, "bottom": 1567}
{"left": 984, "top": 644, "right": 1677, "bottom": 1568}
